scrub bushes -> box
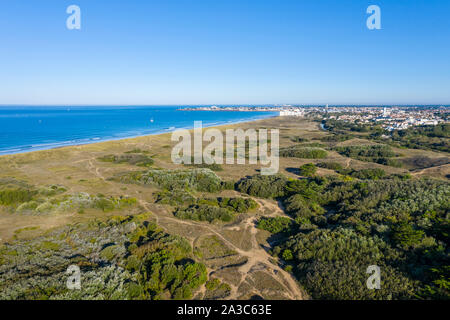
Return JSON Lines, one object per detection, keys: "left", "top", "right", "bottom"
{"left": 236, "top": 174, "right": 288, "bottom": 198}
{"left": 117, "top": 168, "right": 224, "bottom": 193}
{"left": 0, "top": 214, "right": 207, "bottom": 300}
{"left": 280, "top": 146, "right": 328, "bottom": 159}
{"left": 98, "top": 153, "right": 154, "bottom": 167}
{"left": 257, "top": 217, "right": 293, "bottom": 234}
{"left": 174, "top": 197, "right": 258, "bottom": 223}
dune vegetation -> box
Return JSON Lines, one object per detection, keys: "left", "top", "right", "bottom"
{"left": 0, "top": 116, "right": 448, "bottom": 300}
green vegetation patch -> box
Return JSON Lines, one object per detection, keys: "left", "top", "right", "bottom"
{"left": 236, "top": 174, "right": 288, "bottom": 199}
{"left": 280, "top": 146, "right": 328, "bottom": 159}
{"left": 317, "top": 162, "right": 344, "bottom": 171}
{"left": 0, "top": 214, "right": 207, "bottom": 300}
{"left": 319, "top": 133, "right": 354, "bottom": 142}
{"left": 155, "top": 189, "right": 196, "bottom": 206}
{"left": 174, "top": 197, "right": 257, "bottom": 223}
{"left": 0, "top": 188, "right": 37, "bottom": 206}
{"left": 204, "top": 278, "right": 231, "bottom": 299}
{"left": 273, "top": 227, "right": 418, "bottom": 299}
{"left": 184, "top": 162, "right": 223, "bottom": 171}
{"left": 174, "top": 198, "right": 258, "bottom": 223}
{"left": 289, "top": 136, "right": 309, "bottom": 143}
{"left": 115, "top": 168, "right": 224, "bottom": 193}
{"left": 272, "top": 176, "right": 449, "bottom": 299}
{"left": 257, "top": 217, "right": 293, "bottom": 234}
{"left": 340, "top": 168, "right": 386, "bottom": 180}
{"left": 298, "top": 163, "right": 317, "bottom": 177}
{"left": 98, "top": 153, "right": 154, "bottom": 167}
{"left": 175, "top": 205, "right": 234, "bottom": 223}
{"left": 334, "top": 144, "right": 402, "bottom": 167}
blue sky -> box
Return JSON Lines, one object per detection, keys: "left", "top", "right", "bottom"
{"left": 0, "top": 0, "right": 449, "bottom": 105}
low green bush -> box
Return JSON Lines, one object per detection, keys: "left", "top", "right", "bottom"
{"left": 317, "top": 162, "right": 344, "bottom": 171}
{"left": 299, "top": 163, "right": 317, "bottom": 177}
{"left": 334, "top": 145, "right": 399, "bottom": 166}
{"left": 236, "top": 174, "right": 288, "bottom": 198}
{"left": 280, "top": 146, "right": 328, "bottom": 159}
{"left": 118, "top": 168, "right": 223, "bottom": 193}
{"left": 257, "top": 217, "right": 292, "bottom": 234}
{"left": 0, "top": 188, "right": 37, "bottom": 205}
{"left": 290, "top": 136, "right": 309, "bottom": 143}
{"left": 175, "top": 205, "right": 235, "bottom": 223}
{"left": 98, "top": 153, "right": 154, "bottom": 167}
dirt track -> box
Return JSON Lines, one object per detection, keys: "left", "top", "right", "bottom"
{"left": 138, "top": 197, "right": 303, "bottom": 300}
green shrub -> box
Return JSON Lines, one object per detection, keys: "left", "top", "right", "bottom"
{"left": 0, "top": 214, "right": 207, "bottom": 300}
{"left": 349, "top": 168, "right": 386, "bottom": 180}
{"left": 155, "top": 189, "right": 196, "bottom": 206}
{"left": 334, "top": 145, "right": 397, "bottom": 165}
{"left": 257, "top": 217, "right": 292, "bottom": 234}
{"left": 236, "top": 174, "right": 288, "bottom": 198}
{"left": 290, "top": 136, "right": 308, "bottom": 143}
{"left": 98, "top": 153, "right": 154, "bottom": 167}
{"left": 205, "top": 278, "right": 221, "bottom": 291}
{"left": 124, "top": 148, "right": 150, "bottom": 154}
{"left": 40, "top": 241, "right": 60, "bottom": 251}
{"left": 0, "top": 188, "right": 36, "bottom": 205}
{"left": 284, "top": 193, "right": 325, "bottom": 220}
{"left": 175, "top": 205, "right": 235, "bottom": 223}
{"left": 317, "top": 162, "right": 344, "bottom": 171}
{"left": 185, "top": 163, "right": 223, "bottom": 171}
{"left": 120, "top": 168, "right": 223, "bottom": 193}
{"left": 282, "top": 249, "right": 293, "bottom": 261}
{"left": 218, "top": 197, "right": 258, "bottom": 213}
{"left": 94, "top": 198, "right": 116, "bottom": 212}
{"left": 385, "top": 158, "right": 403, "bottom": 168}
{"left": 280, "top": 146, "right": 328, "bottom": 159}
{"left": 16, "top": 201, "right": 39, "bottom": 212}
{"left": 299, "top": 163, "right": 317, "bottom": 177}
{"left": 275, "top": 228, "right": 418, "bottom": 299}
{"left": 391, "top": 223, "right": 425, "bottom": 248}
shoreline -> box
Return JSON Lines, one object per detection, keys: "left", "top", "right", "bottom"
{"left": 0, "top": 114, "right": 279, "bottom": 157}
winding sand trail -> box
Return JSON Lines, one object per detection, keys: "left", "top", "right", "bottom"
{"left": 78, "top": 157, "right": 304, "bottom": 300}
{"left": 138, "top": 198, "right": 303, "bottom": 300}
{"left": 345, "top": 158, "right": 351, "bottom": 169}
{"left": 411, "top": 163, "right": 450, "bottom": 177}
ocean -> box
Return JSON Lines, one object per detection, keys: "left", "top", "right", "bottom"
{"left": 0, "top": 106, "right": 278, "bottom": 155}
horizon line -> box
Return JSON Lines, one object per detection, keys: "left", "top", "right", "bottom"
{"left": 0, "top": 103, "right": 449, "bottom": 107}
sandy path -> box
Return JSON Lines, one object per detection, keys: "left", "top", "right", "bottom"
{"left": 139, "top": 198, "right": 303, "bottom": 300}
{"left": 80, "top": 158, "right": 303, "bottom": 300}
{"left": 345, "top": 158, "right": 351, "bottom": 169}
{"left": 411, "top": 163, "right": 450, "bottom": 177}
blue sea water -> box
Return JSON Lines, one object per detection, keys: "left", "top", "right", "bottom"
{"left": 0, "top": 106, "right": 278, "bottom": 155}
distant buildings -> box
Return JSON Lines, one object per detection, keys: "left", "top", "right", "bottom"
{"left": 179, "top": 105, "right": 449, "bottom": 130}
{"left": 320, "top": 106, "right": 448, "bottom": 130}
{"left": 279, "top": 110, "right": 304, "bottom": 117}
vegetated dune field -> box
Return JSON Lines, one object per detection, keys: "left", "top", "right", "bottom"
{"left": 0, "top": 117, "right": 448, "bottom": 300}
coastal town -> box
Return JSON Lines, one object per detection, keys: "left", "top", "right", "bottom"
{"left": 180, "top": 105, "right": 449, "bottom": 131}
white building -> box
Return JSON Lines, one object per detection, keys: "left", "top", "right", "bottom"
{"left": 279, "top": 110, "right": 304, "bottom": 117}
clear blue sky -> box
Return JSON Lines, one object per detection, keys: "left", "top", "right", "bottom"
{"left": 0, "top": 0, "right": 449, "bottom": 105}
